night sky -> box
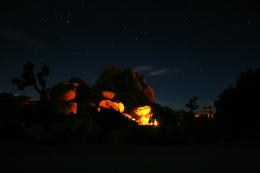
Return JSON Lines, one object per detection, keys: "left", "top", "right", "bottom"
{"left": 0, "top": 0, "right": 259, "bottom": 110}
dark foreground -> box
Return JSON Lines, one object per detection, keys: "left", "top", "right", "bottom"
{"left": 0, "top": 140, "right": 260, "bottom": 173}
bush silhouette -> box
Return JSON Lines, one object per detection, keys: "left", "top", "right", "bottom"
{"left": 186, "top": 96, "right": 198, "bottom": 115}
{"left": 215, "top": 68, "right": 260, "bottom": 137}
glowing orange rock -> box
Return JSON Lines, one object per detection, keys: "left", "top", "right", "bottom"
{"left": 99, "top": 100, "right": 125, "bottom": 113}
{"left": 64, "top": 102, "right": 77, "bottom": 115}
{"left": 99, "top": 100, "right": 116, "bottom": 110}
{"left": 102, "top": 91, "right": 116, "bottom": 100}
{"left": 132, "top": 106, "right": 154, "bottom": 125}
{"left": 117, "top": 102, "right": 125, "bottom": 113}
{"left": 123, "top": 113, "right": 133, "bottom": 120}
{"left": 61, "top": 89, "right": 76, "bottom": 102}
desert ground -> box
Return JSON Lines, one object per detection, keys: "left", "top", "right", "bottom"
{"left": 0, "top": 140, "right": 259, "bottom": 173}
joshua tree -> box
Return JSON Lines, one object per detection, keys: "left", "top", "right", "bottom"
{"left": 12, "top": 62, "right": 50, "bottom": 102}
{"left": 186, "top": 96, "right": 199, "bottom": 114}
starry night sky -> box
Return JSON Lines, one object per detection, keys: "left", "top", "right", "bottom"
{"left": 0, "top": 0, "right": 259, "bottom": 110}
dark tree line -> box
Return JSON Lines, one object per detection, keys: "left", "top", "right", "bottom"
{"left": 215, "top": 68, "right": 260, "bottom": 137}
{"left": 186, "top": 96, "right": 199, "bottom": 114}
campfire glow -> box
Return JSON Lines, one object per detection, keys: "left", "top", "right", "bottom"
{"left": 132, "top": 106, "right": 155, "bottom": 126}
{"left": 153, "top": 119, "right": 159, "bottom": 126}
{"left": 98, "top": 91, "right": 159, "bottom": 126}
{"left": 99, "top": 100, "right": 158, "bottom": 126}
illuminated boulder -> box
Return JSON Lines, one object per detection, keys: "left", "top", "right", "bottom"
{"left": 50, "top": 78, "right": 92, "bottom": 116}
{"left": 131, "top": 106, "right": 153, "bottom": 125}
{"left": 50, "top": 82, "right": 78, "bottom": 115}
{"left": 60, "top": 89, "right": 76, "bottom": 102}
{"left": 55, "top": 102, "right": 77, "bottom": 116}
{"left": 99, "top": 100, "right": 115, "bottom": 110}
{"left": 94, "top": 65, "right": 155, "bottom": 111}
{"left": 99, "top": 100, "right": 125, "bottom": 113}
{"left": 69, "top": 78, "right": 91, "bottom": 102}
{"left": 118, "top": 102, "right": 125, "bottom": 113}
{"left": 102, "top": 91, "right": 116, "bottom": 100}
{"left": 64, "top": 102, "right": 77, "bottom": 115}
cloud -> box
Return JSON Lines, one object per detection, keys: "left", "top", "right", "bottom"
{"left": 147, "top": 68, "right": 177, "bottom": 76}
{"left": 134, "top": 65, "right": 177, "bottom": 76}
{"left": 134, "top": 65, "right": 154, "bottom": 72}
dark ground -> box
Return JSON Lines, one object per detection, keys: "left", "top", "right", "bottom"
{"left": 0, "top": 140, "right": 260, "bottom": 173}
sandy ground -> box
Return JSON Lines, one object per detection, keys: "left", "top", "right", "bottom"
{"left": 0, "top": 141, "right": 260, "bottom": 173}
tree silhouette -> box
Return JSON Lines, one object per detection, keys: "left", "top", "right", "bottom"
{"left": 12, "top": 62, "right": 50, "bottom": 102}
{"left": 186, "top": 96, "right": 198, "bottom": 114}
{"left": 215, "top": 68, "right": 260, "bottom": 136}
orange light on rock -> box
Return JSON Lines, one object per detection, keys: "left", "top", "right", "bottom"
{"left": 123, "top": 113, "right": 133, "bottom": 120}
{"left": 99, "top": 100, "right": 125, "bottom": 113}
{"left": 138, "top": 116, "right": 151, "bottom": 126}
{"left": 153, "top": 119, "right": 159, "bottom": 126}
{"left": 98, "top": 98, "right": 159, "bottom": 126}
{"left": 64, "top": 102, "right": 77, "bottom": 115}
{"left": 118, "top": 102, "right": 125, "bottom": 113}
{"left": 132, "top": 106, "right": 154, "bottom": 125}
{"left": 102, "top": 91, "right": 116, "bottom": 100}
{"left": 61, "top": 89, "right": 76, "bottom": 102}
{"left": 99, "top": 100, "right": 116, "bottom": 110}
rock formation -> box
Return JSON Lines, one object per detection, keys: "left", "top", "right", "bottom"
{"left": 93, "top": 64, "right": 155, "bottom": 112}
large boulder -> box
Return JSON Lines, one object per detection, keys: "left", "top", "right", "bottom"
{"left": 93, "top": 64, "right": 155, "bottom": 112}
{"left": 49, "top": 78, "right": 92, "bottom": 116}
{"left": 49, "top": 81, "right": 78, "bottom": 115}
